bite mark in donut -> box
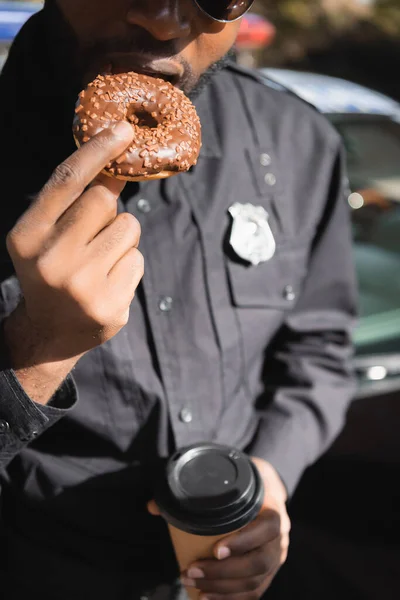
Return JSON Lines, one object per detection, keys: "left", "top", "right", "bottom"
{"left": 73, "top": 72, "right": 202, "bottom": 182}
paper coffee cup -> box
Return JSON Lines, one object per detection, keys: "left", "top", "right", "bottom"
{"left": 155, "top": 443, "right": 264, "bottom": 600}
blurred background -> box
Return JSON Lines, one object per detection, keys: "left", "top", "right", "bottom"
{"left": 3, "top": 1, "right": 398, "bottom": 98}
{"left": 1, "top": 1, "right": 400, "bottom": 597}
{"left": 241, "top": 0, "right": 400, "bottom": 101}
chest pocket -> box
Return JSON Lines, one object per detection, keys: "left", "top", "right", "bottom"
{"left": 224, "top": 140, "right": 310, "bottom": 311}
{"left": 226, "top": 242, "right": 309, "bottom": 310}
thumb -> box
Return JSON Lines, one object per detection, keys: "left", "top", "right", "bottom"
{"left": 213, "top": 537, "right": 232, "bottom": 560}
{"left": 147, "top": 499, "right": 161, "bottom": 516}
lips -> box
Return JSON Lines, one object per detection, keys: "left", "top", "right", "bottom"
{"left": 105, "top": 54, "right": 184, "bottom": 86}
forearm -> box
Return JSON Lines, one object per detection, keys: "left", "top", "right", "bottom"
{"left": 0, "top": 308, "right": 79, "bottom": 469}
{"left": 8, "top": 354, "right": 79, "bottom": 407}
{"left": 251, "top": 456, "right": 288, "bottom": 504}
{"left": 249, "top": 140, "right": 358, "bottom": 496}
{"left": 248, "top": 330, "right": 357, "bottom": 496}
{"left": 3, "top": 303, "right": 82, "bottom": 405}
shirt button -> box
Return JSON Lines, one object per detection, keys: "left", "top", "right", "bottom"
{"left": 283, "top": 285, "right": 296, "bottom": 302}
{"left": 260, "top": 153, "right": 272, "bottom": 167}
{"left": 264, "top": 173, "right": 276, "bottom": 186}
{"left": 137, "top": 198, "right": 151, "bottom": 214}
{"left": 20, "top": 430, "right": 39, "bottom": 442}
{"left": 0, "top": 419, "right": 10, "bottom": 434}
{"left": 159, "top": 296, "right": 173, "bottom": 312}
{"left": 179, "top": 408, "right": 193, "bottom": 424}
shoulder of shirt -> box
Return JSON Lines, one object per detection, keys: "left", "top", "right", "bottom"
{"left": 219, "top": 62, "right": 341, "bottom": 149}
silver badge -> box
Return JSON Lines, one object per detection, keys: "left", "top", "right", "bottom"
{"left": 228, "top": 203, "right": 276, "bottom": 266}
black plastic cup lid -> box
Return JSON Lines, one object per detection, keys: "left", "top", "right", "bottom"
{"left": 155, "top": 443, "right": 264, "bottom": 536}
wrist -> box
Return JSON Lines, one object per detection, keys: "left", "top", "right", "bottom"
{"left": 4, "top": 301, "right": 83, "bottom": 367}
{"left": 251, "top": 457, "right": 288, "bottom": 504}
{"left": 4, "top": 302, "right": 83, "bottom": 405}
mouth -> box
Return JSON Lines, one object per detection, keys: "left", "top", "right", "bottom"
{"left": 104, "top": 54, "right": 184, "bottom": 86}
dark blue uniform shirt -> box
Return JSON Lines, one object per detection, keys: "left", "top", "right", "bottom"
{"left": 0, "top": 4, "right": 357, "bottom": 599}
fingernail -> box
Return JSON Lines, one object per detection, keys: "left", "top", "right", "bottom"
{"left": 187, "top": 567, "right": 205, "bottom": 579}
{"left": 217, "top": 546, "right": 231, "bottom": 560}
{"left": 200, "top": 596, "right": 209, "bottom": 600}
{"left": 181, "top": 577, "right": 196, "bottom": 588}
{"left": 112, "top": 121, "right": 133, "bottom": 139}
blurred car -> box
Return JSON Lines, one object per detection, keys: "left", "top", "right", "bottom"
{"left": 0, "top": 1, "right": 42, "bottom": 67}
{"left": 0, "top": 1, "right": 41, "bottom": 42}
{"left": 260, "top": 68, "right": 400, "bottom": 399}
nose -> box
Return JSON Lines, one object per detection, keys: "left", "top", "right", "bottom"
{"left": 126, "top": 0, "right": 191, "bottom": 41}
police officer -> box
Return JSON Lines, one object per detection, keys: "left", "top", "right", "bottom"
{"left": 0, "top": 1, "right": 357, "bottom": 598}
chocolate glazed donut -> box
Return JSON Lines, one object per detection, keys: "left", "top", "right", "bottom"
{"left": 73, "top": 72, "right": 202, "bottom": 181}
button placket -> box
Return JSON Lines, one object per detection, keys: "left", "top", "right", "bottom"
{"left": 179, "top": 408, "right": 193, "bottom": 424}
{"left": 181, "top": 181, "right": 244, "bottom": 439}
{"left": 136, "top": 193, "right": 200, "bottom": 447}
{"left": 137, "top": 198, "right": 152, "bottom": 214}
{"left": 264, "top": 172, "right": 276, "bottom": 187}
{"left": 158, "top": 296, "right": 173, "bottom": 313}
{"left": 260, "top": 153, "right": 271, "bottom": 167}
{"left": 0, "top": 419, "right": 10, "bottom": 434}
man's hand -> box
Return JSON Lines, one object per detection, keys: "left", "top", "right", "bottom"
{"left": 180, "top": 458, "right": 290, "bottom": 600}
{"left": 5, "top": 121, "right": 143, "bottom": 403}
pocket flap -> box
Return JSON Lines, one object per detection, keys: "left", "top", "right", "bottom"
{"left": 226, "top": 245, "right": 309, "bottom": 309}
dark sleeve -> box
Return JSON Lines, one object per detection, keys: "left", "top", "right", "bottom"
{"left": 248, "top": 142, "right": 358, "bottom": 497}
{"left": 0, "top": 369, "right": 78, "bottom": 470}
{"left": 0, "top": 285, "right": 78, "bottom": 470}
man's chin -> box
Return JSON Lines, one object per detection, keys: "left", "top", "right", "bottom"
{"left": 188, "top": 51, "right": 235, "bottom": 100}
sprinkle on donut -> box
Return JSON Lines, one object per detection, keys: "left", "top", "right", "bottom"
{"left": 73, "top": 72, "right": 202, "bottom": 181}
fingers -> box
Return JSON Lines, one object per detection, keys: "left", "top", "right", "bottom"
{"left": 53, "top": 173, "right": 124, "bottom": 244}
{"left": 90, "top": 212, "right": 141, "bottom": 273}
{"left": 182, "top": 535, "right": 289, "bottom": 599}
{"left": 147, "top": 500, "right": 161, "bottom": 516}
{"left": 180, "top": 509, "right": 290, "bottom": 600}
{"left": 107, "top": 246, "right": 144, "bottom": 296}
{"left": 185, "top": 547, "right": 275, "bottom": 582}
{"left": 30, "top": 122, "right": 133, "bottom": 225}
{"left": 182, "top": 574, "right": 266, "bottom": 596}
{"left": 195, "top": 588, "right": 272, "bottom": 600}
{"left": 214, "top": 510, "right": 281, "bottom": 559}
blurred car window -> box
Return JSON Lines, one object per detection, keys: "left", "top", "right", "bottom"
{"left": 335, "top": 118, "right": 400, "bottom": 189}
{"left": 336, "top": 116, "right": 400, "bottom": 355}
{"left": 335, "top": 117, "right": 400, "bottom": 322}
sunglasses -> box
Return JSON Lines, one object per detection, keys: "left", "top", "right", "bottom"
{"left": 193, "top": 0, "right": 255, "bottom": 23}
